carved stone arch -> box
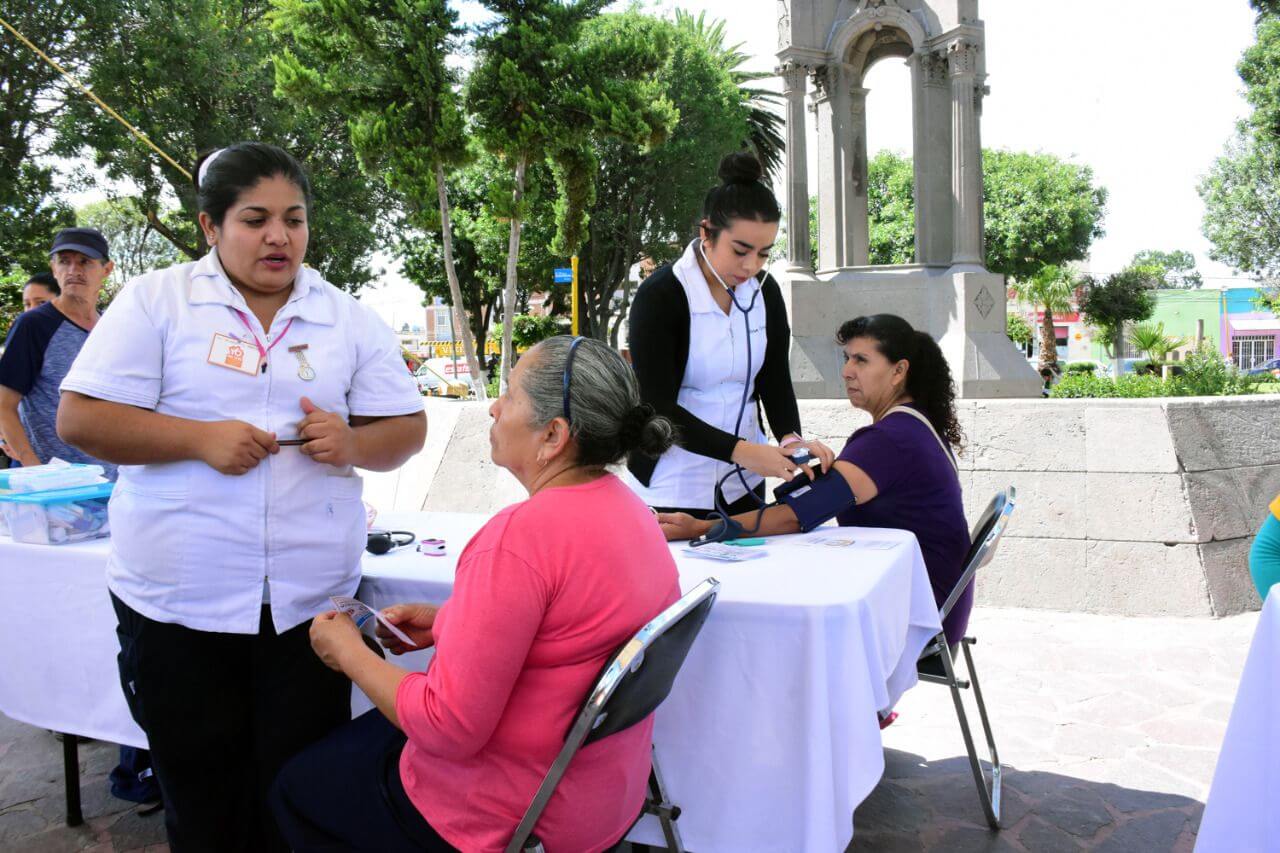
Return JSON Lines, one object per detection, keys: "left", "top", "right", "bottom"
{"left": 827, "top": 5, "right": 929, "bottom": 65}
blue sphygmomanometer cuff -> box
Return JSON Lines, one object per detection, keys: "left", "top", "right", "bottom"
{"left": 776, "top": 471, "right": 858, "bottom": 532}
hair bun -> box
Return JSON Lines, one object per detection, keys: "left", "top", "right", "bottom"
{"left": 618, "top": 402, "right": 676, "bottom": 458}
{"left": 718, "top": 151, "right": 764, "bottom": 186}
{"left": 618, "top": 403, "right": 655, "bottom": 449}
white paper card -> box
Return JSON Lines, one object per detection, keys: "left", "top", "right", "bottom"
{"left": 684, "top": 543, "right": 768, "bottom": 562}
{"left": 330, "top": 595, "right": 417, "bottom": 647}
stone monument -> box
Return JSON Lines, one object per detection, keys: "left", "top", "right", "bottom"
{"left": 775, "top": 0, "right": 1040, "bottom": 398}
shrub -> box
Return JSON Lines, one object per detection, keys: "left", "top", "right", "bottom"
{"left": 1049, "top": 374, "right": 1119, "bottom": 398}
{"left": 1113, "top": 374, "right": 1167, "bottom": 397}
{"left": 1065, "top": 361, "right": 1098, "bottom": 375}
{"left": 1171, "top": 341, "right": 1256, "bottom": 396}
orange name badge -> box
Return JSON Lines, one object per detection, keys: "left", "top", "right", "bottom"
{"left": 207, "top": 332, "right": 262, "bottom": 376}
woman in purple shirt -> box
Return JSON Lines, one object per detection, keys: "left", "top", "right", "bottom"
{"left": 659, "top": 313, "right": 973, "bottom": 645}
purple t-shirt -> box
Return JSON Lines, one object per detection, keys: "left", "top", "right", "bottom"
{"left": 836, "top": 405, "right": 972, "bottom": 644}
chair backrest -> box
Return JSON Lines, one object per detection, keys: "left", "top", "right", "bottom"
{"left": 505, "top": 578, "right": 720, "bottom": 853}
{"left": 937, "top": 487, "right": 1017, "bottom": 623}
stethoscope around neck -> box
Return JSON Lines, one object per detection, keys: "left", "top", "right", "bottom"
{"left": 692, "top": 238, "right": 768, "bottom": 545}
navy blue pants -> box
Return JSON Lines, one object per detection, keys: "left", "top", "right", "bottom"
{"left": 270, "top": 710, "right": 458, "bottom": 852}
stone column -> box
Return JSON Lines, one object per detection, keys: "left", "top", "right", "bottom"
{"left": 844, "top": 85, "right": 870, "bottom": 266}
{"left": 812, "top": 66, "right": 844, "bottom": 269}
{"left": 948, "top": 40, "right": 983, "bottom": 267}
{"left": 912, "top": 49, "right": 952, "bottom": 265}
{"left": 779, "top": 63, "right": 812, "bottom": 273}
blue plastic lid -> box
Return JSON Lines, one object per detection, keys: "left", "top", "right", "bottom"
{"left": 0, "top": 482, "right": 114, "bottom": 504}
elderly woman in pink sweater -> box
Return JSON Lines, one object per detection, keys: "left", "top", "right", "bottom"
{"left": 270, "top": 337, "right": 681, "bottom": 853}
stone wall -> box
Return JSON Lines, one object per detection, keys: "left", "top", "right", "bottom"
{"left": 399, "top": 396, "right": 1280, "bottom": 617}
{"left": 798, "top": 396, "right": 1280, "bottom": 617}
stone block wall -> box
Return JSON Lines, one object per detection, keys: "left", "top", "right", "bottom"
{"left": 798, "top": 396, "right": 1280, "bottom": 617}
{"left": 407, "top": 396, "right": 1280, "bottom": 617}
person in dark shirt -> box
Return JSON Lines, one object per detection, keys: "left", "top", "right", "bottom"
{"left": 658, "top": 313, "right": 973, "bottom": 645}
{"left": 0, "top": 229, "right": 116, "bottom": 477}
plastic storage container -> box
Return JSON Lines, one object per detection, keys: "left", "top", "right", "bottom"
{"left": 0, "top": 482, "right": 114, "bottom": 545}
{"left": 1, "top": 462, "right": 105, "bottom": 493}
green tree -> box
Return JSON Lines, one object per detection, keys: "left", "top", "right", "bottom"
{"left": 854, "top": 149, "right": 1107, "bottom": 276}
{"left": 272, "top": 0, "right": 488, "bottom": 397}
{"left": 56, "top": 0, "right": 386, "bottom": 291}
{"left": 1127, "top": 321, "right": 1188, "bottom": 365}
{"left": 0, "top": 268, "right": 26, "bottom": 340}
{"left": 1006, "top": 313, "right": 1033, "bottom": 349}
{"left": 1011, "top": 264, "right": 1077, "bottom": 372}
{"left": 76, "top": 198, "right": 184, "bottom": 296}
{"left": 983, "top": 150, "right": 1108, "bottom": 283}
{"left": 1200, "top": 124, "right": 1280, "bottom": 276}
{"left": 1080, "top": 266, "right": 1160, "bottom": 377}
{"left": 0, "top": 0, "right": 89, "bottom": 273}
{"left": 467, "top": 0, "right": 676, "bottom": 388}
{"left": 867, "top": 151, "right": 915, "bottom": 265}
{"left": 398, "top": 148, "right": 559, "bottom": 349}
{"left": 1130, "top": 249, "right": 1203, "bottom": 289}
{"left": 565, "top": 9, "right": 780, "bottom": 343}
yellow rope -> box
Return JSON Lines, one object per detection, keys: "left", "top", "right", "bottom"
{"left": 0, "top": 13, "right": 192, "bottom": 180}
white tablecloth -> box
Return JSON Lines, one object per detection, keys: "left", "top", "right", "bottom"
{"left": 1197, "top": 587, "right": 1280, "bottom": 851}
{"left": 362, "top": 513, "right": 941, "bottom": 852}
{"left": 0, "top": 512, "right": 940, "bottom": 852}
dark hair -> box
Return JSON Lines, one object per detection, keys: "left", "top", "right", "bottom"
{"left": 523, "top": 336, "right": 676, "bottom": 466}
{"left": 194, "top": 142, "right": 312, "bottom": 226}
{"left": 836, "top": 314, "right": 964, "bottom": 453}
{"left": 701, "top": 152, "right": 781, "bottom": 239}
{"left": 25, "top": 271, "right": 59, "bottom": 295}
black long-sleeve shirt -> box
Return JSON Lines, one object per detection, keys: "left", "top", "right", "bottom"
{"left": 625, "top": 263, "right": 802, "bottom": 486}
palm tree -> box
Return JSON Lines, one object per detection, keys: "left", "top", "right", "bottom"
{"left": 1011, "top": 264, "right": 1077, "bottom": 372}
{"left": 1128, "top": 321, "right": 1188, "bottom": 369}
{"left": 674, "top": 10, "right": 784, "bottom": 179}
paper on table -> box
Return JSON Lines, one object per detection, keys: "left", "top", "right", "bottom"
{"left": 330, "top": 595, "right": 417, "bottom": 647}
{"left": 684, "top": 543, "right": 768, "bottom": 562}
{"left": 797, "top": 531, "right": 902, "bottom": 550}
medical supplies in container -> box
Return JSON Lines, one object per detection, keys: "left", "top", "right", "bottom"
{"left": 0, "top": 461, "right": 108, "bottom": 537}
{"left": 0, "top": 482, "right": 113, "bottom": 545}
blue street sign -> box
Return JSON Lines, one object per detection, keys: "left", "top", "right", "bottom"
{"left": 553, "top": 267, "right": 573, "bottom": 283}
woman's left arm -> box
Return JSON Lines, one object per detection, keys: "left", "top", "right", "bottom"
{"left": 756, "top": 277, "right": 803, "bottom": 440}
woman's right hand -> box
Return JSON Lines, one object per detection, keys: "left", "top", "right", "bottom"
{"left": 196, "top": 420, "right": 280, "bottom": 475}
{"left": 376, "top": 603, "right": 440, "bottom": 655}
{"left": 730, "top": 441, "right": 805, "bottom": 481}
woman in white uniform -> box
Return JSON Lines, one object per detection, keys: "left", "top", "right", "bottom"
{"left": 625, "top": 152, "right": 832, "bottom": 517}
{"left": 57, "top": 142, "right": 426, "bottom": 852}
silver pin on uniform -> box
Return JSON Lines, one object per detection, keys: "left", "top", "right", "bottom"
{"left": 289, "top": 344, "right": 316, "bottom": 381}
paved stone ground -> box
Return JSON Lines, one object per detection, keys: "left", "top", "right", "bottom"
{"left": 0, "top": 606, "right": 1258, "bottom": 852}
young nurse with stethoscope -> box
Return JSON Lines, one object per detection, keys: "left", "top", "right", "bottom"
{"left": 57, "top": 142, "right": 426, "bottom": 851}
{"left": 625, "top": 152, "right": 833, "bottom": 517}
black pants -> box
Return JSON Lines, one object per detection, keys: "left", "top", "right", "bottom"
{"left": 111, "top": 595, "right": 351, "bottom": 853}
{"left": 653, "top": 481, "right": 767, "bottom": 519}
{"left": 271, "top": 710, "right": 458, "bottom": 852}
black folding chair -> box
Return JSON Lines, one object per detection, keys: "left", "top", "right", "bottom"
{"left": 505, "top": 578, "right": 721, "bottom": 853}
{"left": 915, "top": 487, "right": 1016, "bottom": 830}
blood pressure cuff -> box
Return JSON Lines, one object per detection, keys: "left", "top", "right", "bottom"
{"left": 773, "top": 468, "right": 858, "bottom": 533}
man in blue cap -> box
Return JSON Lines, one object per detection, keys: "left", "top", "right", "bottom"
{"left": 0, "top": 228, "right": 117, "bottom": 478}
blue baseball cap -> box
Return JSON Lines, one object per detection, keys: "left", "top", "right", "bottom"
{"left": 50, "top": 227, "right": 110, "bottom": 261}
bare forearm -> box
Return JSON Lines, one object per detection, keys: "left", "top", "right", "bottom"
{"left": 0, "top": 402, "right": 38, "bottom": 465}
{"left": 340, "top": 643, "right": 407, "bottom": 728}
{"left": 351, "top": 411, "right": 426, "bottom": 472}
{"left": 57, "top": 392, "right": 204, "bottom": 465}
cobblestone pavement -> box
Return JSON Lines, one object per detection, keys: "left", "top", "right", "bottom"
{"left": 0, "top": 606, "right": 1259, "bottom": 852}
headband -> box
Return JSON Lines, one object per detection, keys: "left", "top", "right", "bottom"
{"left": 562, "top": 336, "right": 586, "bottom": 424}
{"left": 197, "top": 147, "right": 226, "bottom": 188}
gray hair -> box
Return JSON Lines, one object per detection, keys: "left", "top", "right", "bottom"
{"left": 521, "top": 336, "right": 675, "bottom": 466}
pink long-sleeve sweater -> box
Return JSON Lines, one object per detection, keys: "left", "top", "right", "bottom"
{"left": 395, "top": 474, "right": 681, "bottom": 853}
